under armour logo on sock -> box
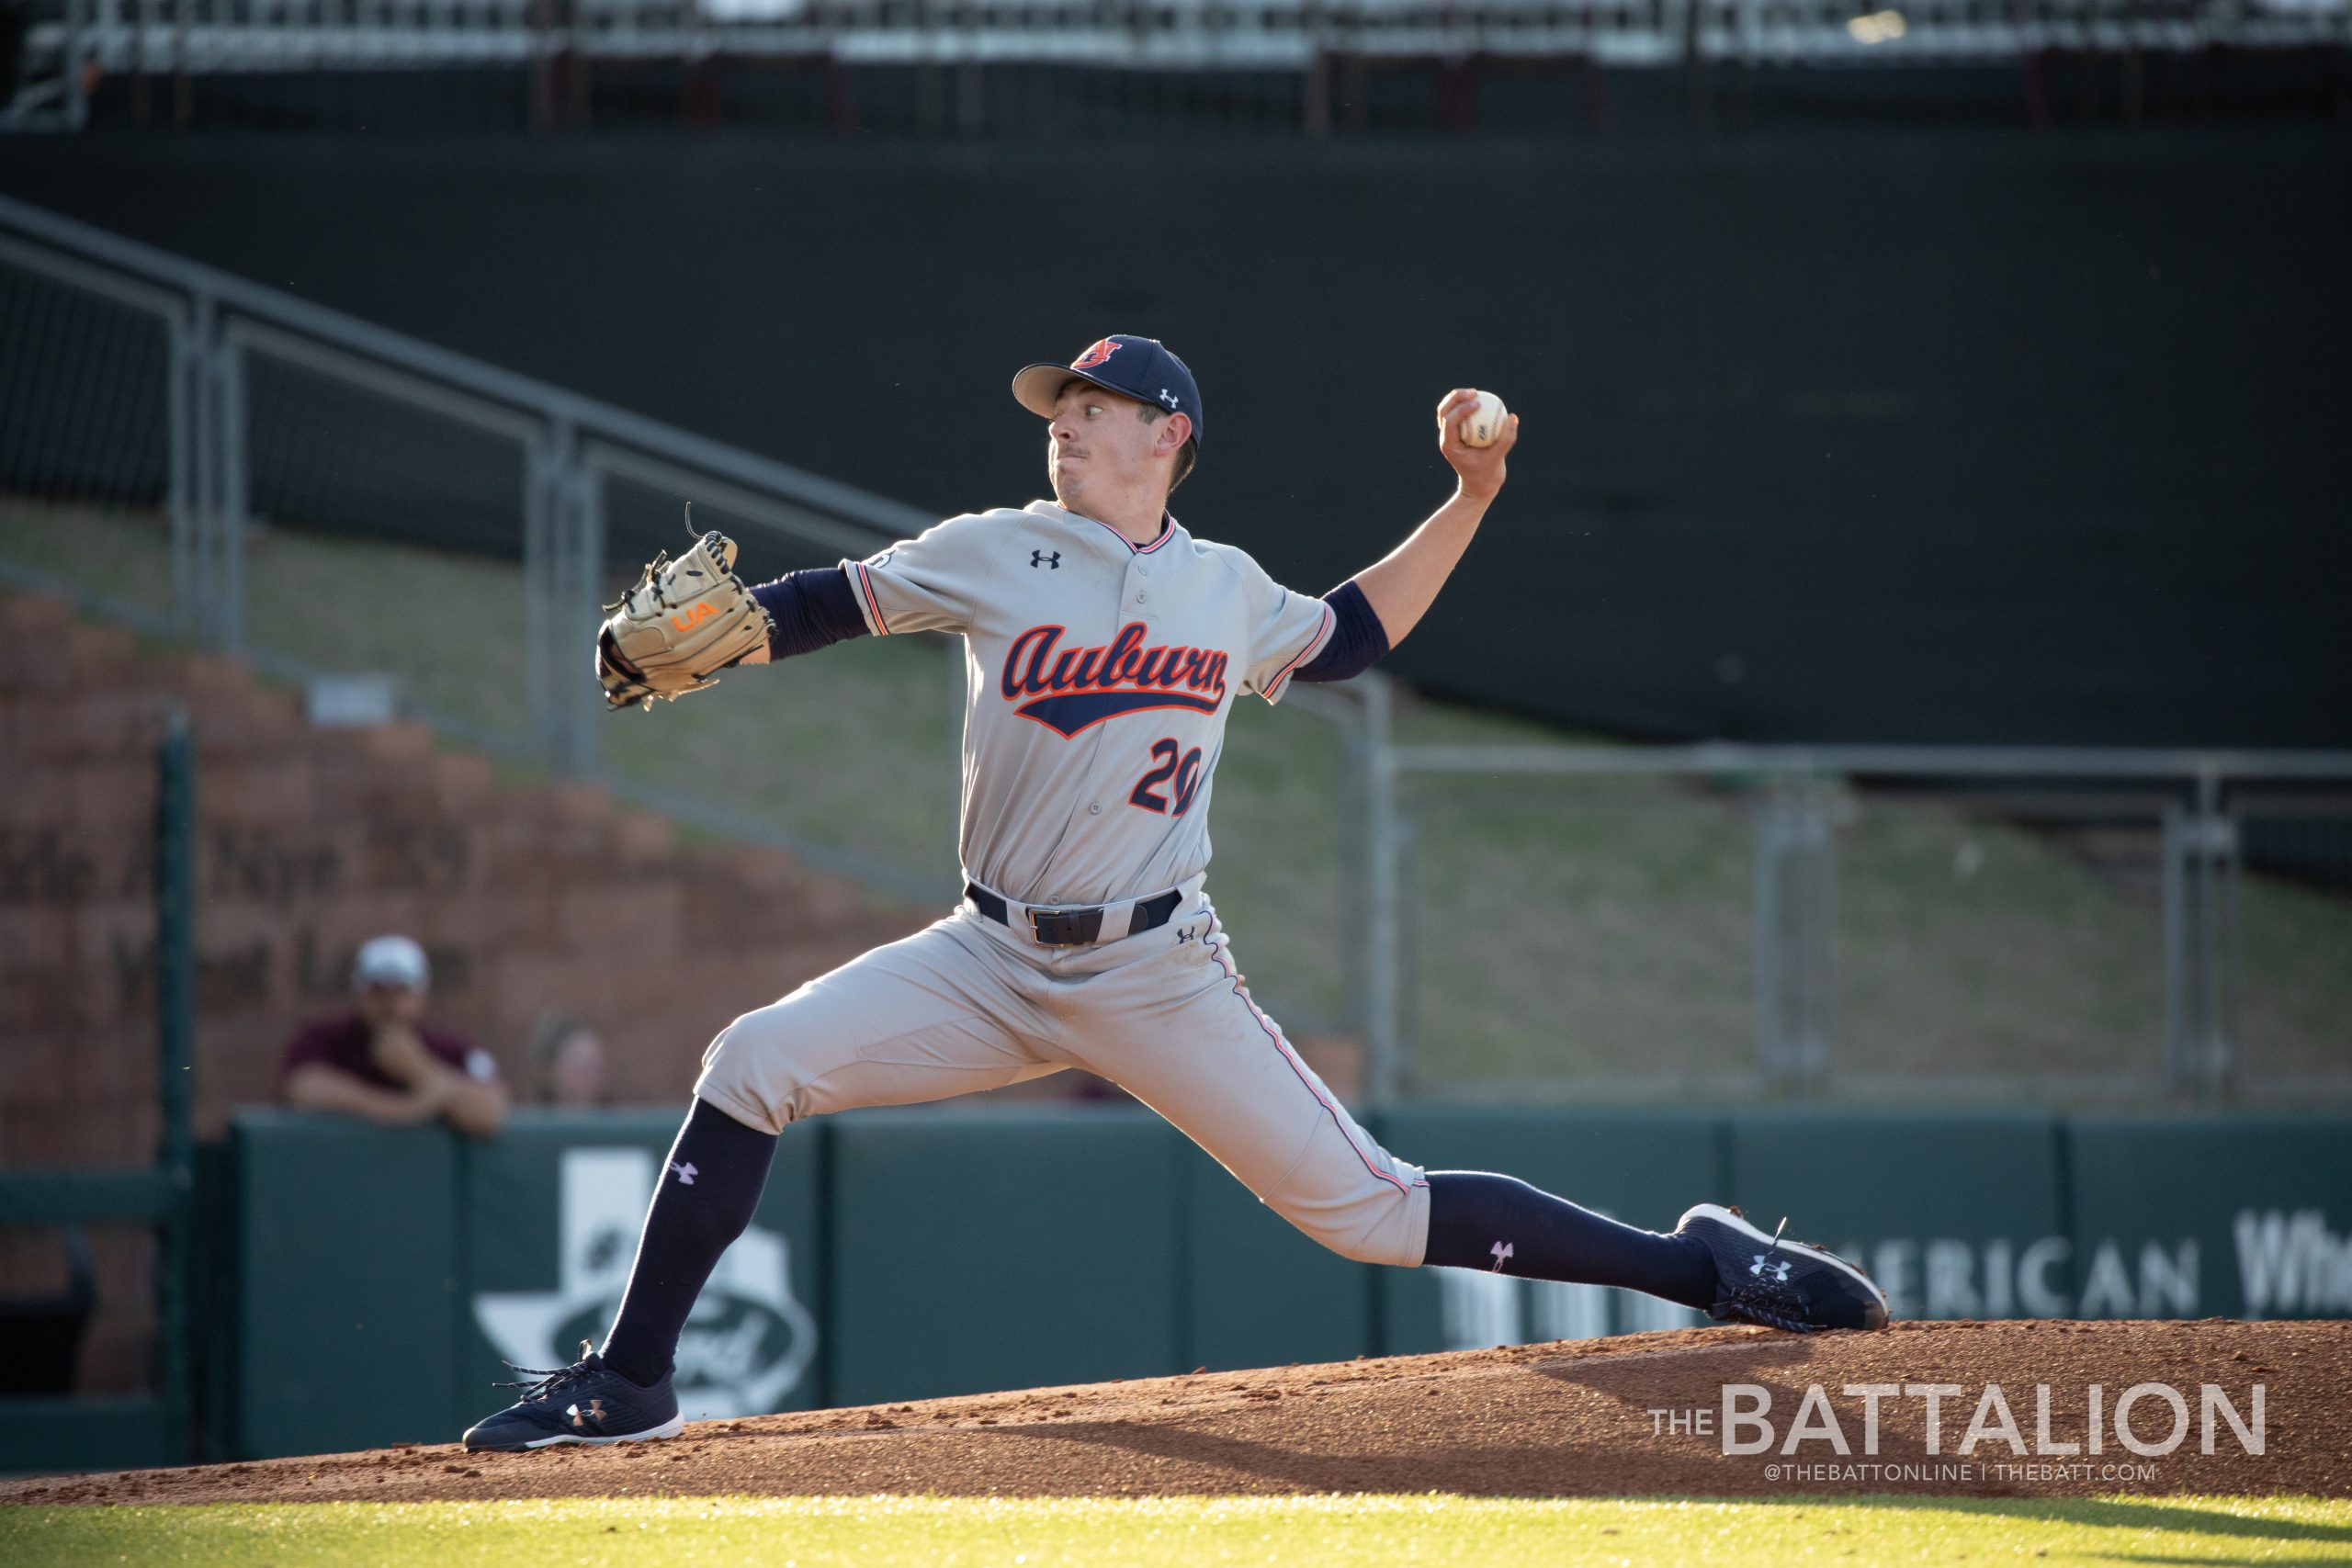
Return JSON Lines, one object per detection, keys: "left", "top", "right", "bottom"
{"left": 1489, "top": 1241, "right": 1514, "bottom": 1272}
{"left": 669, "top": 1160, "right": 698, "bottom": 1186}
{"left": 1749, "top": 1253, "right": 1792, "bottom": 1282}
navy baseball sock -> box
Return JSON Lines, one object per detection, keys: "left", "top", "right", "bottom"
{"left": 1422, "top": 1170, "right": 1717, "bottom": 1310}
{"left": 598, "top": 1097, "right": 780, "bottom": 1388}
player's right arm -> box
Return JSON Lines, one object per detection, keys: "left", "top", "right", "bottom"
{"left": 1346, "top": 389, "right": 1519, "bottom": 649}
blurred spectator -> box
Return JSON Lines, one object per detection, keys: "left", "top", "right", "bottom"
{"left": 279, "top": 935, "right": 508, "bottom": 1136}
{"left": 527, "top": 1011, "right": 611, "bottom": 1108}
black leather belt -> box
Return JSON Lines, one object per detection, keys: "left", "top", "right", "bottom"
{"left": 966, "top": 882, "right": 1183, "bottom": 947}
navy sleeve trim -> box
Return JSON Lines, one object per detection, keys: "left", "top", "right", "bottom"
{"left": 1295, "top": 579, "right": 1390, "bottom": 684}
{"left": 752, "top": 568, "right": 871, "bottom": 661}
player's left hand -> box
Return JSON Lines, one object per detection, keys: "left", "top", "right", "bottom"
{"left": 597, "top": 519, "right": 776, "bottom": 711}
{"left": 1436, "top": 389, "right": 1518, "bottom": 503}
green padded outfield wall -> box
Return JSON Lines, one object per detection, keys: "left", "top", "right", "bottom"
{"left": 2066, "top": 1115, "right": 2352, "bottom": 1320}
{"left": 1724, "top": 1112, "right": 2069, "bottom": 1323}
{"left": 1182, "top": 1134, "right": 1374, "bottom": 1372}
{"left": 824, "top": 1107, "right": 1187, "bottom": 1406}
{"left": 230, "top": 1113, "right": 463, "bottom": 1460}
{"left": 212, "top": 1108, "right": 2352, "bottom": 1464}
{"left": 227, "top": 1108, "right": 822, "bottom": 1459}
{"left": 1372, "top": 1111, "right": 1728, "bottom": 1357}
{"left": 459, "top": 1110, "right": 824, "bottom": 1425}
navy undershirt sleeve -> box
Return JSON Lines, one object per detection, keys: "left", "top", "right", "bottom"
{"left": 751, "top": 568, "right": 870, "bottom": 661}
{"left": 1295, "top": 579, "right": 1391, "bottom": 684}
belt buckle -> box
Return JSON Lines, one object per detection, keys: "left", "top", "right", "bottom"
{"left": 1027, "top": 906, "right": 1103, "bottom": 947}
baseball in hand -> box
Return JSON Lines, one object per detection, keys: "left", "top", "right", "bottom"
{"left": 1458, "top": 390, "right": 1509, "bottom": 448}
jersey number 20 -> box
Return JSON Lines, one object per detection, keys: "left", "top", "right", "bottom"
{"left": 1130, "top": 739, "right": 1204, "bottom": 816}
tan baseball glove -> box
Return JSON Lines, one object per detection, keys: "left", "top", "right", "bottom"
{"left": 596, "top": 523, "right": 775, "bottom": 711}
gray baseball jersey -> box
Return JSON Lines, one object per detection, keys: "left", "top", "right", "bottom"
{"left": 695, "top": 496, "right": 1430, "bottom": 1272}
{"left": 841, "top": 499, "right": 1336, "bottom": 907}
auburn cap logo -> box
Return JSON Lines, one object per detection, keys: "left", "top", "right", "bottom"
{"left": 1071, "top": 338, "right": 1122, "bottom": 370}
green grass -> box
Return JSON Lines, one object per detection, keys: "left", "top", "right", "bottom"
{"left": 4, "top": 1495, "right": 2349, "bottom": 1567}
{"left": 7, "top": 497, "right": 2350, "bottom": 1095}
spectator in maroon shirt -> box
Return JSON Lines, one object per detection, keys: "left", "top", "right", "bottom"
{"left": 280, "top": 935, "right": 509, "bottom": 1137}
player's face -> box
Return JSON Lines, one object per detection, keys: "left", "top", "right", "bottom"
{"left": 1046, "top": 382, "right": 1161, "bottom": 507}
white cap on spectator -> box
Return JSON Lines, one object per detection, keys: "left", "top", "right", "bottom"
{"left": 352, "top": 934, "right": 430, "bottom": 991}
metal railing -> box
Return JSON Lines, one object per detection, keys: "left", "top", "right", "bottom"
{"left": 12, "top": 0, "right": 2346, "bottom": 131}
{"left": 0, "top": 712, "right": 198, "bottom": 1470}
{"left": 1359, "top": 732, "right": 2352, "bottom": 1106}
{"left": 0, "top": 191, "right": 959, "bottom": 894}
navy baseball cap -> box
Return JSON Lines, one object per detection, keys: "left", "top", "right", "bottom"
{"left": 1012, "top": 335, "right": 1204, "bottom": 454}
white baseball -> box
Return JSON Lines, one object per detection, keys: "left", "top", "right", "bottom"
{"left": 1458, "top": 389, "right": 1508, "bottom": 448}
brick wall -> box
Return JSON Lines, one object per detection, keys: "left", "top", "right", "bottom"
{"left": 0, "top": 589, "right": 930, "bottom": 1389}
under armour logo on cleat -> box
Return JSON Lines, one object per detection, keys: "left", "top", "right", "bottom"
{"left": 1030, "top": 550, "right": 1061, "bottom": 570}
{"left": 669, "top": 1160, "right": 698, "bottom": 1186}
{"left": 1489, "top": 1241, "right": 1515, "bottom": 1272}
{"left": 569, "top": 1397, "right": 606, "bottom": 1430}
{"left": 1749, "top": 1253, "right": 1792, "bottom": 1282}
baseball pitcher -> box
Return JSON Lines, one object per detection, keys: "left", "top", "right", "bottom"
{"left": 465, "top": 336, "right": 1887, "bottom": 1451}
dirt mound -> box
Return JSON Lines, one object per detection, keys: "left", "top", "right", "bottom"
{"left": 9, "top": 1321, "right": 2345, "bottom": 1505}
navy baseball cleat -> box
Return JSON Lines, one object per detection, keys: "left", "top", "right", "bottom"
{"left": 461, "top": 1345, "right": 684, "bottom": 1452}
{"left": 1676, "top": 1203, "right": 1890, "bottom": 1333}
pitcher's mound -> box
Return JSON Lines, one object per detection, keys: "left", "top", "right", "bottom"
{"left": 12, "top": 1320, "right": 2346, "bottom": 1505}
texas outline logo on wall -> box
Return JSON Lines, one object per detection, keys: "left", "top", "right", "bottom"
{"left": 475, "top": 1148, "right": 816, "bottom": 1419}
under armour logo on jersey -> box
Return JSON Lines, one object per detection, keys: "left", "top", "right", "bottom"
{"left": 668, "top": 1159, "right": 697, "bottom": 1186}
{"left": 1071, "top": 338, "right": 1122, "bottom": 370}
{"left": 1030, "top": 550, "right": 1061, "bottom": 570}
{"left": 1749, "top": 1253, "right": 1792, "bottom": 1282}
{"left": 1489, "top": 1241, "right": 1516, "bottom": 1273}
{"left": 1158, "top": 388, "right": 1178, "bottom": 409}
